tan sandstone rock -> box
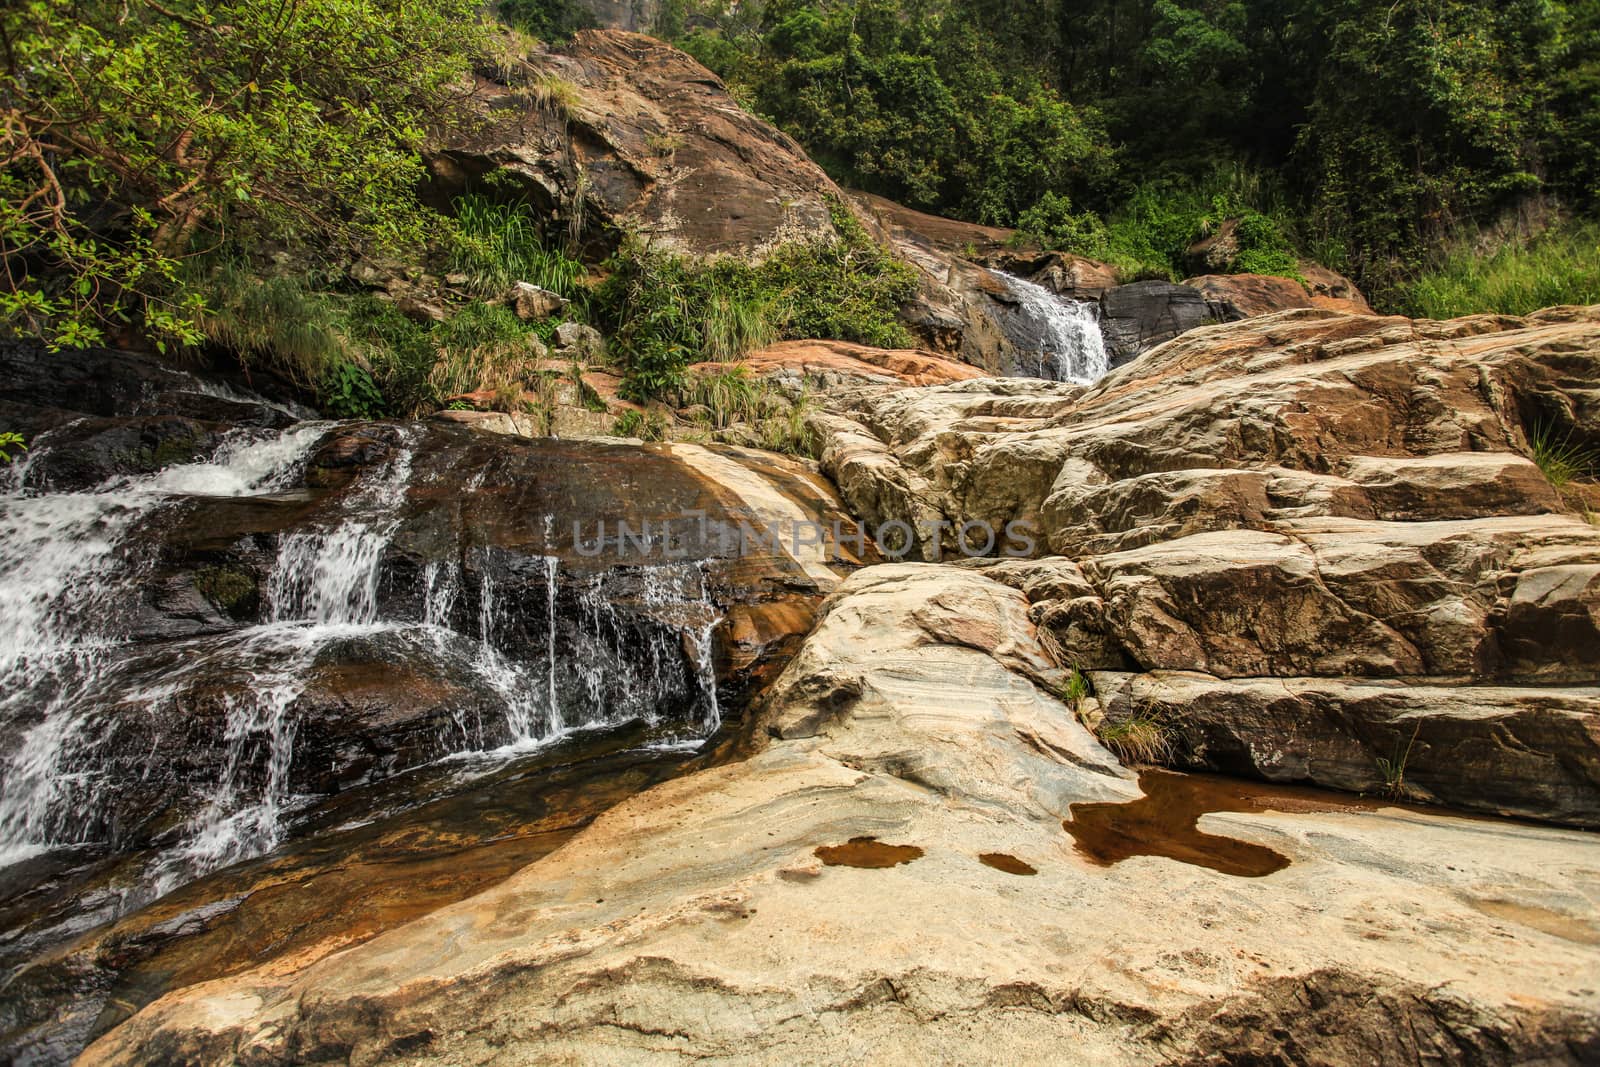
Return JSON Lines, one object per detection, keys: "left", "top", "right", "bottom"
{"left": 811, "top": 306, "right": 1600, "bottom": 824}
{"left": 78, "top": 567, "right": 1600, "bottom": 1066}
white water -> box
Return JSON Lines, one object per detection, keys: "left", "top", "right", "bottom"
{"left": 0, "top": 420, "right": 729, "bottom": 902}
{"left": 0, "top": 425, "right": 331, "bottom": 865}
{"left": 993, "top": 272, "right": 1110, "bottom": 384}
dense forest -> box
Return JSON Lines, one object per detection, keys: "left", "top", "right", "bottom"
{"left": 3, "top": 0, "right": 1598, "bottom": 414}
{"left": 638, "top": 0, "right": 1600, "bottom": 307}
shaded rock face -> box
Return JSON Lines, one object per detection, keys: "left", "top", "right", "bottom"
{"left": 576, "top": 0, "right": 657, "bottom": 31}
{"left": 811, "top": 306, "right": 1600, "bottom": 824}
{"left": 1097, "top": 279, "right": 1215, "bottom": 365}
{"left": 432, "top": 30, "right": 845, "bottom": 259}
{"left": 75, "top": 567, "right": 1600, "bottom": 1067}
{"left": 0, "top": 340, "right": 310, "bottom": 491}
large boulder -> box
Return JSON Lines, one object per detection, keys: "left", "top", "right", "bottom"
{"left": 809, "top": 305, "right": 1600, "bottom": 824}
{"left": 1185, "top": 271, "right": 1377, "bottom": 322}
{"left": 76, "top": 566, "right": 1600, "bottom": 1066}
{"left": 432, "top": 31, "right": 848, "bottom": 258}
{"left": 1097, "top": 279, "right": 1215, "bottom": 365}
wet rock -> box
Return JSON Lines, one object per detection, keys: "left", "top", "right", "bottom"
{"left": 0, "top": 338, "right": 304, "bottom": 429}
{"left": 1098, "top": 280, "right": 1214, "bottom": 365}
{"left": 18, "top": 416, "right": 232, "bottom": 492}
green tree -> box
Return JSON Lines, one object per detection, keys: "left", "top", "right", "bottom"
{"left": 1295, "top": 0, "right": 1563, "bottom": 295}
{"left": 1, "top": 0, "right": 482, "bottom": 350}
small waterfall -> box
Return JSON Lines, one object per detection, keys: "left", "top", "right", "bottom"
{"left": 992, "top": 272, "right": 1110, "bottom": 384}
{"left": 265, "top": 441, "right": 414, "bottom": 626}
{"left": 0, "top": 418, "right": 732, "bottom": 911}
{"left": 165, "top": 434, "right": 419, "bottom": 885}
{"left": 465, "top": 542, "right": 723, "bottom": 752}
{"left": 0, "top": 425, "right": 330, "bottom": 865}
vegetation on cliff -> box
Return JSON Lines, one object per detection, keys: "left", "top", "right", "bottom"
{"left": 657, "top": 0, "right": 1600, "bottom": 306}
{"left": 593, "top": 201, "right": 916, "bottom": 399}
{"left": 1, "top": 0, "right": 482, "bottom": 350}
{"left": 5, "top": 0, "right": 1597, "bottom": 417}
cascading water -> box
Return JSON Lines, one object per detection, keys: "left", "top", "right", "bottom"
{"left": 0, "top": 418, "right": 730, "bottom": 908}
{"left": 159, "top": 434, "right": 420, "bottom": 886}
{"left": 0, "top": 424, "right": 331, "bottom": 867}
{"left": 992, "top": 271, "right": 1110, "bottom": 384}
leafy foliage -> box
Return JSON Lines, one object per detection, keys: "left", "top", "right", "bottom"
{"left": 498, "top": 0, "right": 596, "bottom": 43}
{"left": 657, "top": 0, "right": 1600, "bottom": 308}
{"left": 320, "top": 361, "right": 386, "bottom": 420}
{"left": 0, "top": 432, "right": 25, "bottom": 464}
{"left": 2, "top": 0, "right": 482, "bottom": 350}
{"left": 1404, "top": 221, "right": 1600, "bottom": 319}
{"left": 593, "top": 201, "right": 917, "bottom": 400}
{"left": 612, "top": 408, "right": 671, "bottom": 441}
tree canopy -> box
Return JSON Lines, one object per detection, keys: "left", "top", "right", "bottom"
{"left": 1, "top": 0, "right": 482, "bottom": 349}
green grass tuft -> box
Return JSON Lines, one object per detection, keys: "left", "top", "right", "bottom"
{"left": 1529, "top": 420, "right": 1598, "bottom": 489}
{"left": 1096, "top": 703, "right": 1174, "bottom": 766}
{"left": 1404, "top": 222, "right": 1600, "bottom": 320}
{"left": 448, "top": 194, "right": 585, "bottom": 299}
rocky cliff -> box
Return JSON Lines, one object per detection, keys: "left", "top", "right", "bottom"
{"left": 811, "top": 305, "right": 1600, "bottom": 825}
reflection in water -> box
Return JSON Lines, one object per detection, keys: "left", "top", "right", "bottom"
{"left": 978, "top": 852, "right": 1037, "bottom": 876}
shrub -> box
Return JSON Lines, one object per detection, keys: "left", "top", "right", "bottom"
{"left": 0, "top": 432, "right": 25, "bottom": 464}
{"left": 1096, "top": 704, "right": 1174, "bottom": 765}
{"left": 594, "top": 200, "right": 916, "bottom": 401}
{"left": 1013, "top": 192, "right": 1112, "bottom": 261}
{"left": 1528, "top": 421, "right": 1598, "bottom": 490}
{"left": 321, "top": 360, "right": 385, "bottom": 420}
{"left": 1228, "top": 213, "right": 1302, "bottom": 281}
{"left": 2, "top": 0, "right": 481, "bottom": 351}
{"left": 429, "top": 302, "right": 543, "bottom": 400}
{"left": 755, "top": 385, "right": 820, "bottom": 458}
{"left": 612, "top": 408, "right": 670, "bottom": 441}
{"left": 335, "top": 296, "right": 440, "bottom": 417}
{"left": 701, "top": 290, "right": 780, "bottom": 363}
{"left": 681, "top": 366, "right": 772, "bottom": 429}
{"left": 188, "top": 260, "right": 348, "bottom": 389}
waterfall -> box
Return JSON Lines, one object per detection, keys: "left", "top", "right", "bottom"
{"left": 164, "top": 434, "right": 419, "bottom": 886}
{"left": 0, "top": 425, "right": 330, "bottom": 866}
{"left": 992, "top": 271, "right": 1110, "bottom": 384}
{"left": 0, "top": 418, "right": 731, "bottom": 908}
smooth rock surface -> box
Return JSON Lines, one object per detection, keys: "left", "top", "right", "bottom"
{"left": 79, "top": 567, "right": 1600, "bottom": 1066}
